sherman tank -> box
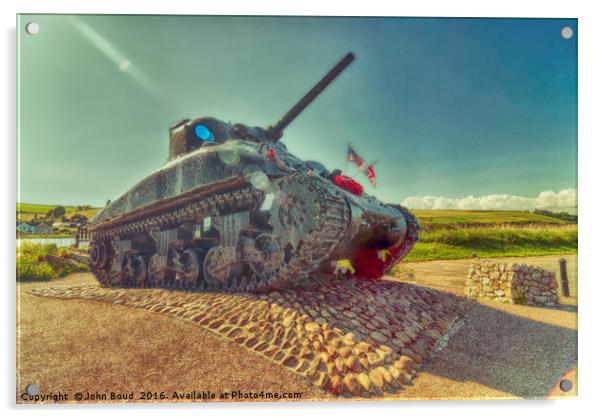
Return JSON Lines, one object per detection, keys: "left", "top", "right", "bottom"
{"left": 88, "top": 52, "right": 419, "bottom": 292}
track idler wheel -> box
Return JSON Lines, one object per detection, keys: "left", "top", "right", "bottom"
{"left": 90, "top": 240, "right": 108, "bottom": 269}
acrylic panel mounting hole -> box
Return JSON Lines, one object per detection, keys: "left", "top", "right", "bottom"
{"left": 25, "top": 22, "right": 39, "bottom": 35}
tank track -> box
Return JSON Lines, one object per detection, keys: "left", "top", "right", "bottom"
{"left": 262, "top": 175, "right": 351, "bottom": 289}
{"left": 90, "top": 186, "right": 263, "bottom": 290}
{"left": 89, "top": 175, "right": 351, "bottom": 293}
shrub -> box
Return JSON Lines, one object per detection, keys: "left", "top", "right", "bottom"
{"left": 16, "top": 243, "right": 87, "bottom": 281}
{"left": 75, "top": 263, "right": 89, "bottom": 272}
{"left": 18, "top": 242, "right": 58, "bottom": 257}
{"left": 16, "top": 255, "right": 55, "bottom": 281}
{"left": 33, "top": 262, "right": 56, "bottom": 281}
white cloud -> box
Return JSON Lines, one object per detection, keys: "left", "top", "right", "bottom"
{"left": 402, "top": 189, "right": 577, "bottom": 212}
{"left": 533, "top": 189, "right": 577, "bottom": 211}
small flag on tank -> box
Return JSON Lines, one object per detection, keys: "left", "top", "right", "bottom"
{"left": 364, "top": 164, "right": 376, "bottom": 187}
{"left": 347, "top": 145, "right": 365, "bottom": 171}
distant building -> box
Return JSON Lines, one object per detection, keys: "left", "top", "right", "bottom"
{"left": 34, "top": 223, "right": 53, "bottom": 235}
{"left": 16, "top": 222, "right": 36, "bottom": 234}
{"left": 17, "top": 222, "right": 53, "bottom": 235}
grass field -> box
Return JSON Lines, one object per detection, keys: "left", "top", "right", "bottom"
{"left": 413, "top": 209, "right": 570, "bottom": 226}
{"left": 399, "top": 209, "right": 578, "bottom": 263}
{"left": 16, "top": 203, "right": 101, "bottom": 222}
{"left": 402, "top": 210, "right": 577, "bottom": 264}
{"left": 404, "top": 224, "right": 577, "bottom": 263}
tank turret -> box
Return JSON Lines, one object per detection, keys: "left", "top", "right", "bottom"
{"left": 168, "top": 52, "right": 355, "bottom": 159}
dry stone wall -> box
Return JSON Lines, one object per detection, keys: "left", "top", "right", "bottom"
{"left": 466, "top": 260, "right": 559, "bottom": 307}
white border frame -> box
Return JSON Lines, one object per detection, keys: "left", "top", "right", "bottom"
{"left": 3, "top": 1, "right": 600, "bottom": 417}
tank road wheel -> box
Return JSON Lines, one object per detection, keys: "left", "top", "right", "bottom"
{"left": 203, "top": 247, "right": 232, "bottom": 290}
{"left": 173, "top": 249, "right": 200, "bottom": 289}
{"left": 148, "top": 254, "right": 167, "bottom": 288}
{"left": 250, "top": 234, "right": 283, "bottom": 288}
{"left": 122, "top": 254, "right": 146, "bottom": 287}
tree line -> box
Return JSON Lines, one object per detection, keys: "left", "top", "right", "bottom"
{"left": 533, "top": 209, "right": 578, "bottom": 223}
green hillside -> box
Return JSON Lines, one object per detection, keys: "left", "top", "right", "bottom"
{"left": 398, "top": 209, "right": 577, "bottom": 263}
{"left": 17, "top": 203, "right": 101, "bottom": 222}
{"left": 413, "top": 209, "right": 570, "bottom": 226}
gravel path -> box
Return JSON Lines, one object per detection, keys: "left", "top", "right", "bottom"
{"left": 17, "top": 275, "right": 328, "bottom": 403}
{"left": 385, "top": 254, "right": 578, "bottom": 399}
{"left": 25, "top": 277, "right": 469, "bottom": 399}
{"left": 392, "top": 299, "right": 577, "bottom": 399}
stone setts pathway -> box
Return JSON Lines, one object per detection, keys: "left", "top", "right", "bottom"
{"left": 30, "top": 279, "right": 470, "bottom": 397}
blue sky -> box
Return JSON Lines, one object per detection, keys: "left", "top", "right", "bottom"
{"left": 17, "top": 15, "right": 577, "bottom": 208}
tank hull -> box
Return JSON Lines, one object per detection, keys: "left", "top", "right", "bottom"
{"left": 89, "top": 141, "right": 418, "bottom": 291}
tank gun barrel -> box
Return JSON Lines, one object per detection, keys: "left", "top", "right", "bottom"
{"left": 266, "top": 52, "right": 355, "bottom": 142}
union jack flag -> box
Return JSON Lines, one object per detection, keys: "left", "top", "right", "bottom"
{"left": 364, "top": 164, "right": 376, "bottom": 187}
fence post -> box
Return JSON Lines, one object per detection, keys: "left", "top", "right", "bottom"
{"left": 559, "top": 258, "right": 570, "bottom": 297}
